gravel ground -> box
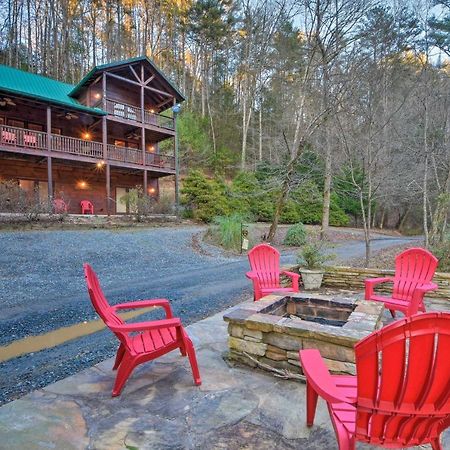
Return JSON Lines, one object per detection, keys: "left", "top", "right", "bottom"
{"left": 0, "top": 226, "right": 419, "bottom": 405}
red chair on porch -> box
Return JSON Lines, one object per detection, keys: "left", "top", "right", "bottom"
{"left": 365, "top": 247, "right": 438, "bottom": 317}
{"left": 53, "top": 198, "right": 67, "bottom": 214}
{"left": 246, "top": 243, "right": 300, "bottom": 301}
{"left": 83, "top": 263, "right": 201, "bottom": 396}
{"left": 299, "top": 312, "right": 450, "bottom": 450}
{"left": 80, "top": 200, "right": 94, "bottom": 214}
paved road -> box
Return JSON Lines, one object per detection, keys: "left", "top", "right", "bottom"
{"left": 0, "top": 226, "right": 418, "bottom": 404}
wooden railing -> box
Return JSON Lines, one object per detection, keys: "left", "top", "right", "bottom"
{"left": 107, "top": 144, "right": 143, "bottom": 165}
{"left": 51, "top": 134, "right": 103, "bottom": 158}
{"left": 106, "top": 99, "right": 174, "bottom": 130}
{"left": 145, "top": 152, "right": 175, "bottom": 170}
{"left": 0, "top": 125, "right": 47, "bottom": 150}
{"left": 0, "top": 124, "right": 175, "bottom": 170}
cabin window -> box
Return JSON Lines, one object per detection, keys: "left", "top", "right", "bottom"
{"left": 0, "top": 116, "right": 5, "bottom": 125}
{"left": 128, "top": 142, "right": 139, "bottom": 149}
{"left": 8, "top": 119, "right": 25, "bottom": 128}
{"left": 114, "top": 140, "right": 126, "bottom": 147}
{"left": 28, "top": 123, "right": 44, "bottom": 132}
{"left": 18, "top": 179, "right": 49, "bottom": 203}
{"left": 52, "top": 128, "right": 61, "bottom": 135}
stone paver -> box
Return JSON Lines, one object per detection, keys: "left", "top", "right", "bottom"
{"left": 0, "top": 298, "right": 449, "bottom": 449}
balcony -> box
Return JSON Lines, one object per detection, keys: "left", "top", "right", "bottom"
{"left": 104, "top": 99, "right": 174, "bottom": 130}
{"left": 0, "top": 125, "right": 175, "bottom": 171}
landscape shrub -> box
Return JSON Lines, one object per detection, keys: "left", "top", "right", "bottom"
{"left": 181, "top": 170, "right": 230, "bottom": 222}
{"left": 0, "top": 179, "right": 52, "bottom": 221}
{"left": 152, "top": 194, "right": 175, "bottom": 214}
{"left": 432, "top": 235, "right": 450, "bottom": 272}
{"left": 280, "top": 200, "right": 301, "bottom": 224}
{"left": 291, "top": 182, "right": 349, "bottom": 226}
{"left": 297, "top": 241, "right": 334, "bottom": 269}
{"left": 120, "top": 186, "right": 154, "bottom": 221}
{"left": 283, "top": 222, "right": 307, "bottom": 246}
{"left": 211, "top": 214, "right": 245, "bottom": 251}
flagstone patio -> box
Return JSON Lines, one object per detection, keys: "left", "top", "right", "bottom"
{"left": 0, "top": 297, "right": 449, "bottom": 449}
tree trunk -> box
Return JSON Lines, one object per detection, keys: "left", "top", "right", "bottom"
{"left": 268, "top": 139, "right": 306, "bottom": 242}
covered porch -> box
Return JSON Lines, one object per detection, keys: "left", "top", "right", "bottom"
{"left": 0, "top": 155, "right": 164, "bottom": 215}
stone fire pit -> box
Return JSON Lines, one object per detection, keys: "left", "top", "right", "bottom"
{"left": 223, "top": 293, "right": 384, "bottom": 376}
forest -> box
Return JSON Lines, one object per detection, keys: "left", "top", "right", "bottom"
{"left": 1, "top": 0, "right": 450, "bottom": 261}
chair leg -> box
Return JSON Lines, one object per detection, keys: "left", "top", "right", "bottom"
{"left": 337, "top": 433, "right": 355, "bottom": 450}
{"left": 180, "top": 343, "right": 187, "bottom": 356}
{"left": 431, "top": 437, "right": 442, "bottom": 450}
{"left": 185, "top": 339, "right": 201, "bottom": 386}
{"left": 112, "top": 354, "right": 137, "bottom": 397}
{"left": 113, "top": 343, "right": 125, "bottom": 370}
{"left": 389, "top": 309, "right": 396, "bottom": 318}
{"left": 306, "top": 381, "right": 319, "bottom": 427}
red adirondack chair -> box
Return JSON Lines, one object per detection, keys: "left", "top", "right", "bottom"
{"left": 299, "top": 312, "right": 450, "bottom": 450}
{"left": 53, "top": 198, "right": 67, "bottom": 214}
{"left": 83, "top": 263, "right": 201, "bottom": 396}
{"left": 365, "top": 247, "right": 438, "bottom": 317}
{"left": 80, "top": 200, "right": 94, "bottom": 215}
{"left": 246, "top": 243, "right": 300, "bottom": 301}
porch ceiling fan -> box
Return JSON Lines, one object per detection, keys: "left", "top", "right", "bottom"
{"left": 125, "top": 129, "right": 140, "bottom": 140}
{"left": 0, "top": 97, "right": 16, "bottom": 107}
{"left": 58, "top": 111, "right": 79, "bottom": 120}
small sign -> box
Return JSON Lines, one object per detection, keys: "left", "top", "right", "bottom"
{"left": 242, "top": 238, "right": 249, "bottom": 250}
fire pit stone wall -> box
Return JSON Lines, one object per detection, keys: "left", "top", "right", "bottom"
{"left": 223, "top": 293, "right": 384, "bottom": 376}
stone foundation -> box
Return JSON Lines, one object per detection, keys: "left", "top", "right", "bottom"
{"left": 223, "top": 293, "right": 384, "bottom": 377}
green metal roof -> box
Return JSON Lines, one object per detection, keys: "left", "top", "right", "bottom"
{"left": 70, "top": 56, "right": 185, "bottom": 103}
{"left": 0, "top": 65, "right": 106, "bottom": 115}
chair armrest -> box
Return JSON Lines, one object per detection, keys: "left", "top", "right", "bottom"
{"left": 281, "top": 270, "right": 300, "bottom": 279}
{"left": 415, "top": 282, "right": 439, "bottom": 293}
{"left": 365, "top": 277, "right": 394, "bottom": 300}
{"left": 246, "top": 271, "right": 259, "bottom": 281}
{"left": 108, "top": 317, "right": 181, "bottom": 333}
{"left": 113, "top": 298, "right": 173, "bottom": 318}
{"left": 281, "top": 271, "right": 300, "bottom": 291}
{"left": 299, "top": 349, "right": 356, "bottom": 405}
{"left": 407, "top": 283, "right": 439, "bottom": 315}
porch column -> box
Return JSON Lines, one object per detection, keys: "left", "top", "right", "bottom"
{"left": 140, "top": 64, "right": 146, "bottom": 173}
{"left": 46, "top": 106, "right": 53, "bottom": 202}
{"left": 144, "top": 169, "right": 148, "bottom": 194}
{"left": 106, "top": 163, "right": 111, "bottom": 216}
{"left": 102, "top": 116, "right": 110, "bottom": 215}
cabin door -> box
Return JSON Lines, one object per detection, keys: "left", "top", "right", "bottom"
{"left": 116, "top": 187, "right": 128, "bottom": 213}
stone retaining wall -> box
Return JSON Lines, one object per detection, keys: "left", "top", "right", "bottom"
{"left": 285, "top": 265, "right": 450, "bottom": 300}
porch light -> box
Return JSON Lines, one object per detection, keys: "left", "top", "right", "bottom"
{"left": 82, "top": 132, "right": 91, "bottom": 140}
{"left": 96, "top": 160, "right": 105, "bottom": 169}
{"left": 148, "top": 187, "right": 156, "bottom": 194}
{"left": 94, "top": 93, "right": 101, "bottom": 100}
{"left": 149, "top": 109, "right": 155, "bottom": 114}
{"left": 148, "top": 145, "right": 155, "bottom": 152}
{"left": 77, "top": 180, "right": 87, "bottom": 189}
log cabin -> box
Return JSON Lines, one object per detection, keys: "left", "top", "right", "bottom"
{"left": 0, "top": 56, "right": 183, "bottom": 214}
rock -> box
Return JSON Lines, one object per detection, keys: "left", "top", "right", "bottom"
{"left": 265, "top": 351, "right": 287, "bottom": 362}
{"left": 302, "top": 339, "right": 355, "bottom": 363}
{"left": 228, "top": 337, "right": 267, "bottom": 356}
{"left": 266, "top": 345, "right": 286, "bottom": 355}
{"left": 243, "top": 329, "right": 263, "bottom": 340}
{"left": 228, "top": 324, "right": 244, "bottom": 338}
{"left": 263, "top": 332, "right": 302, "bottom": 351}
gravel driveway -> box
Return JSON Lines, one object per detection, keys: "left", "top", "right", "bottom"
{"left": 0, "top": 226, "right": 418, "bottom": 404}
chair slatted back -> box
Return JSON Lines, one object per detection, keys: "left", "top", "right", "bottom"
{"left": 355, "top": 312, "right": 450, "bottom": 447}
{"left": 83, "top": 264, "right": 127, "bottom": 342}
{"left": 248, "top": 244, "right": 281, "bottom": 289}
{"left": 392, "top": 248, "right": 438, "bottom": 301}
